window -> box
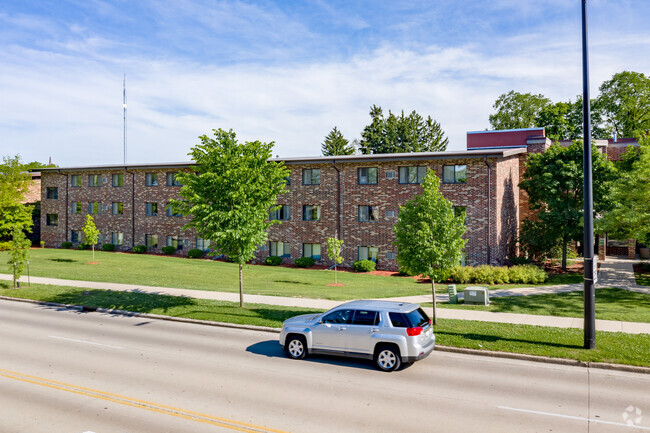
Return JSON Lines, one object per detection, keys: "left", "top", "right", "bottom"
{"left": 71, "top": 202, "right": 82, "bottom": 214}
{"left": 460, "top": 252, "right": 467, "bottom": 267}
{"left": 166, "top": 236, "right": 183, "bottom": 250}
{"left": 399, "top": 166, "right": 427, "bottom": 184}
{"left": 358, "top": 246, "right": 379, "bottom": 263}
{"left": 88, "top": 174, "right": 100, "bottom": 187}
{"left": 46, "top": 214, "right": 58, "bottom": 226}
{"left": 453, "top": 206, "right": 467, "bottom": 224}
{"left": 46, "top": 187, "right": 58, "bottom": 199}
{"left": 284, "top": 175, "right": 291, "bottom": 185}
{"left": 145, "top": 173, "right": 158, "bottom": 187}
{"left": 302, "top": 168, "right": 321, "bottom": 185}
{"left": 145, "top": 203, "right": 158, "bottom": 216}
{"left": 71, "top": 175, "right": 81, "bottom": 187}
{"left": 358, "top": 206, "right": 378, "bottom": 222}
{"left": 302, "top": 205, "right": 321, "bottom": 221}
{"left": 166, "top": 172, "right": 182, "bottom": 186}
{"left": 352, "top": 310, "right": 379, "bottom": 326}
{"left": 112, "top": 202, "right": 124, "bottom": 215}
{"left": 303, "top": 243, "right": 321, "bottom": 260}
{"left": 385, "top": 210, "right": 396, "bottom": 218}
{"left": 196, "top": 238, "right": 211, "bottom": 251}
{"left": 71, "top": 230, "right": 80, "bottom": 243}
{"left": 88, "top": 201, "right": 101, "bottom": 214}
{"left": 112, "top": 232, "right": 124, "bottom": 245}
{"left": 166, "top": 205, "right": 182, "bottom": 217}
{"left": 112, "top": 174, "right": 124, "bottom": 187}
{"left": 358, "top": 167, "right": 378, "bottom": 185}
{"left": 269, "top": 241, "right": 291, "bottom": 258}
{"left": 321, "top": 309, "right": 353, "bottom": 324}
{"left": 443, "top": 165, "right": 467, "bottom": 184}
{"left": 270, "top": 205, "right": 291, "bottom": 220}
{"left": 385, "top": 171, "right": 396, "bottom": 179}
{"left": 389, "top": 308, "right": 429, "bottom": 328}
{"left": 386, "top": 252, "right": 396, "bottom": 260}
{"left": 145, "top": 234, "right": 158, "bottom": 248}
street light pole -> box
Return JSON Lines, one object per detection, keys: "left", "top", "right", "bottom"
{"left": 582, "top": 0, "right": 596, "bottom": 349}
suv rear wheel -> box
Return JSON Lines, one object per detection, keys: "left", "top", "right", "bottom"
{"left": 375, "top": 345, "right": 401, "bottom": 372}
{"left": 285, "top": 335, "right": 307, "bottom": 360}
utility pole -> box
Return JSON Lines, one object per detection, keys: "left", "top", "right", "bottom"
{"left": 582, "top": 0, "right": 596, "bottom": 349}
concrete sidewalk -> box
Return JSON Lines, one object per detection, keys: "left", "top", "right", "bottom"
{"left": 1, "top": 262, "right": 649, "bottom": 334}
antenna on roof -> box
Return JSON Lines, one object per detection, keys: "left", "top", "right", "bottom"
{"left": 123, "top": 73, "right": 127, "bottom": 164}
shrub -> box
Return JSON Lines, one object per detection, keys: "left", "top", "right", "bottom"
{"left": 162, "top": 246, "right": 176, "bottom": 255}
{"left": 509, "top": 264, "right": 547, "bottom": 284}
{"left": 450, "top": 266, "right": 473, "bottom": 284}
{"left": 0, "top": 241, "right": 13, "bottom": 251}
{"left": 102, "top": 243, "right": 115, "bottom": 251}
{"left": 61, "top": 241, "right": 73, "bottom": 249}
{"left": 188, "top": 248, "right": 205, "bottom": 259}
{"left": 132, "top": 245, "right": 147, "bottom": 254}
{"left": 509, "top": 256, "right": 532, "bottom": 266}
{"left": 431, "top": 267, "right": 452, "bottom": 283}
{"left": 295, "top": 257, "right": 315, "bottom": 268}
{"left": 353, "top": 259, "right": 376, "bottom": 272}
{"left": 77, "top": 243, "right": 90, "bottom": 250}
{"left": 397, "top": 267, "right": 412, "bottom": 277}
{"left": 265, "top": 256, "right": 283, "bottom": 266}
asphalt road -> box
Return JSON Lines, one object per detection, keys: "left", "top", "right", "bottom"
{"left": 0, "top": 300, "right": 648, "bottom": 433}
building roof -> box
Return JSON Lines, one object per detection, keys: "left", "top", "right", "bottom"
{"left": 35, "top": 148, "right": 527, "bottom": 172}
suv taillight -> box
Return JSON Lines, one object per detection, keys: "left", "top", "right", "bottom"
{"left": 406, "top": 327, "right": 422, "bottom": 336}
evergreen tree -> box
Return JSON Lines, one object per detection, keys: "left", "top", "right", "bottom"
{"left": 321, "top": 127, "right": 354, "bottom": 156}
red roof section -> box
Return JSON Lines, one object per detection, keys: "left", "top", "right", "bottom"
{"left": 467, "top": 128, "right": 545, "bottom": 149}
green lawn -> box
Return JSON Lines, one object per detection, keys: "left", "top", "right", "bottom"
{"left": 1, "top": 249, "right": 577, "bottom": 301}
{"left": 635, "top": 272, "right": 650, "bottom": 286}
{"left": 434, "top": 288, "right": 650, "bottom": 323}
{"left": 1, "top": 283, "right": 647, "bottom": 367}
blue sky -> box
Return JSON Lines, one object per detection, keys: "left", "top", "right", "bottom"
{"left": 1, "top": 0, "right": 649, "bottom": 166}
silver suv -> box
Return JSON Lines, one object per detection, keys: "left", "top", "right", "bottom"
{"left": 279, "top": 300, "right": 435, "bottom": 371}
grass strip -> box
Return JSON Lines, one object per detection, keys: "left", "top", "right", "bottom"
{"left": 435, "top": 288, "right": 650, "bottom": 323}
{"left": 635, "top": 272, "right": 650, "bottom": 287}
{"left": 1, "top": 284, "right": 648, "bottom": 367}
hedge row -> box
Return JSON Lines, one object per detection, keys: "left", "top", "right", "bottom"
{"left": 450, "top": 265, "right": 547, "bottom": 285}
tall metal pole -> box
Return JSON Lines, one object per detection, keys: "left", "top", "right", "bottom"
{"left": 123, "top": 73, "right": 127, "bottom": 165}
{"left": 581, "top": 0, "right": 596, "bottom": 349}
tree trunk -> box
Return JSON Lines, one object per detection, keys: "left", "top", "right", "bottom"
{"left": 562, "top": 235, "right": 568, "bottom": 271}
{"left": 334, "top": 265, "right": 337, "bottom": 285}
{"left": 92, "top": 245, "right": 95, "bottom": 262}
{"left": 431, "top": 277, "right": 438, "bottom": 325}
{"left": 239, "top": 263, "right": 244, "bottom": 308}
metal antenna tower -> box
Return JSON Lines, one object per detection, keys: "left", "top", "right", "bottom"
{"left": 123, "top": 73, "right": 127, "bottom": 164}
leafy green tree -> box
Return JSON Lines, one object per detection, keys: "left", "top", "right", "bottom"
{"left": 321, "top": 127, "right": 354, "bottom": 156}
{"left": 599, "top": 134, "right": 650, "bottom": 244}
{"left": 359, "top": 105, "right": 448, "bottom": 154}
{"left": 598, "top": 71, "right": 650, "bottom": 138}
{"left": 393, "top": 171, "right": 467, "bottom": 324}
{"left": 489, "top": 91, "right": 551, "bottom": 130}
{"left": 170, "top": 129, "right": 289, "bottom": 307}
{"left": 22, "top": 161, "right": 58, "bottom": 170}
{"left": 520, "top": 142, "right": 617, "bottom": 270}
{"left": 0, "top": 155, "right": 33, "bottom": 238}
{"left": 326, "top": 237, "right": 345, "bottom": 285}
{"left": 82, "top": 214, "right": 100, "bottom": 262}
{"left": 7, "top": 226, "right": 31, "bottom": 288}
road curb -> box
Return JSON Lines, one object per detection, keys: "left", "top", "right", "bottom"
{"left": 2, "top": 295, "right": 648, "bottom": 375}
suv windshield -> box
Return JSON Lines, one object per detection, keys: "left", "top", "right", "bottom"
{"left": 389, "top": 308, "right": 430, "bottom": 328}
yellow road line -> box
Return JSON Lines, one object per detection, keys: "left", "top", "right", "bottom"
{"left": 0, "top": 368, "right": 290, "bottom": 433}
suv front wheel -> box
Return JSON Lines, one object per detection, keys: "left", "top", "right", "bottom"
{"left": 375, "top": 345, "right": 401, "bottom": 372}
{"left": 285, "top": 335, "right": 307, "bottom": 360}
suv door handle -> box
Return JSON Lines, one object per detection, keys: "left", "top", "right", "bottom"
{"left": 338, "top": 327, "right": 346, "bottom": 331}
{"left": 371, "top": 328, "right": 379, "bottom": 333}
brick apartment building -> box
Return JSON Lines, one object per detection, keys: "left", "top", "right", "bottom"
{"left": 37, "top": 128, "right": 639, "bottom": 270}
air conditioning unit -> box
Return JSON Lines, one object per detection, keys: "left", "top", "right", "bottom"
{"left": 463, "top": 286, "right": 490, "bottom": 305}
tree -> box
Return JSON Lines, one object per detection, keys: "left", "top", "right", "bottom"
{"left": 519, "top": 142, "right": 617, "bottom": 270}
{"left": 393, "top": 171, "right": 467, "bottom": 325}
{"left": 170, "top": 128, "right": 289, "bottom": 307}
{"left": 359, "top": 105, "right": 448, "bottom": 154}
{"left": 82, "top": 214, "right": 100, "bottom": 262}
{"left": 599, "top": 134, "right": 650, "bottom": 244}
{"left": 0, "top": 155, "right": 33, "bottom": 238}
{"left": 326, "top": 237, "right": 345, "bottom": 285}
{"left": 489, "top": 91, "right": 551, "bottom": 130}
{"left": 598, "top": 71, "right": 650, "bottom": 138}
{"left": 7, "top": 226, "right": 30, "bottom": 288}
{"left": 321, "top": 127, "right": 354, "bottom": 156}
